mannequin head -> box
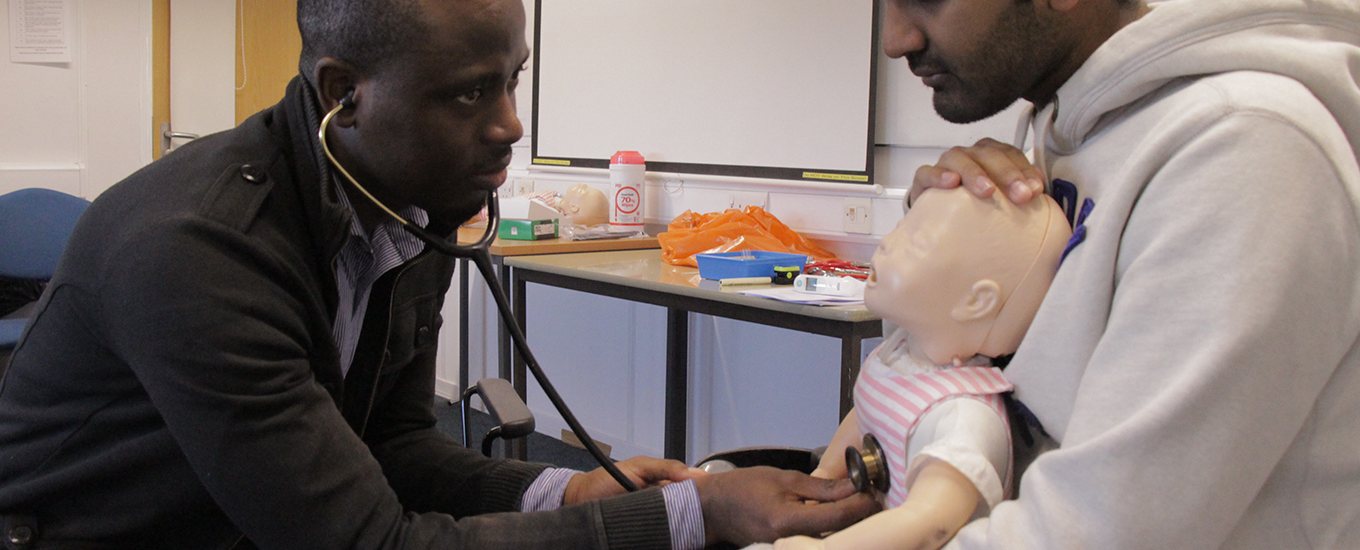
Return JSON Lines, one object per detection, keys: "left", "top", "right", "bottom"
{"left": 559, "top": 184, "right": 609, "bottom": 226}
{"left": 865, "top": 187, "right": 1071, "bottom": 365}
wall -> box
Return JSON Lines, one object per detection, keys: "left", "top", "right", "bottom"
{"left": 0, "top": 0, "right": 153, "bottom": 199}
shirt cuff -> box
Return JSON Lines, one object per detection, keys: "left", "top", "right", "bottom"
{"left": 520, "top": 467, "right": 579, "bottom": 512}
{"left": 522, "top": 469, "right": 705, "bottom": 548}
{"left": 663, "top": 479, "right": 705, "bottom": 550}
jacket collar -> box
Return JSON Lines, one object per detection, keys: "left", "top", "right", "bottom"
{"left": 269, "top": 76, "right": 460, "bottom": 260}
{"left": 270, "top": 75, "right": 353, "bottom": 264}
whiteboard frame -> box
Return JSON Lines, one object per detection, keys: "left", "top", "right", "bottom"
{"left": 530, "top": 0, "right": 878, "bottom": 185}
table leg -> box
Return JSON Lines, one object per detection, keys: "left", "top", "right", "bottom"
{"left": 496, "top": 259, "right": 513, "bottom": 387}
{"left": 502, "top": 262, "right": 527, "bottom": 460}
{"left": 458, "top": 260, "right": 470, "bottom": 392}
{"left": 511, "top": 268, "right": 527, "bottom": 400}
{"left": 665, "top": 308, "right": 689, "bottom": 461}
{"left": 839, "top": 333, "right": 863, "bottom": 420}
{"left": 458, "top": 259, "right": 470, "bottom": 445}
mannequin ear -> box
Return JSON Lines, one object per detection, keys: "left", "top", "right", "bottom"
{"left": 950, "top": 279, "right": 1001, "bottom": 322}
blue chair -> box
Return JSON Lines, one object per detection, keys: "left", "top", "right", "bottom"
{"left": 0, "top": 188, "right": 91, "bottom": 373}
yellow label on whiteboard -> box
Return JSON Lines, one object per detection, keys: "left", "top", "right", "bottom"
{"left": 533, "top": 158, "right": 572, "bottom": 166}
{"left": 803, "top": 172, "right": 869, "bottom": 182}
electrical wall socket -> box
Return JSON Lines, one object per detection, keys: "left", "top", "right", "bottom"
{"left": 510, "top": 177, "right": 535, "bottom": 196}
{"left": 729, "top": 191, "right": 768, "bottom": 210}
{"left": 842, "top": 197, "right": 873, "bottom": 234}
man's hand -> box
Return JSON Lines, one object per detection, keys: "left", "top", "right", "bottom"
{"left": 911, "top": 138, "right": 1046, "bottom": 207}
{"left": 563, "top": 456, "right": 703, "bottom": 505}
{"left": 695, "top": 466, "right": 879, "bottom": 547}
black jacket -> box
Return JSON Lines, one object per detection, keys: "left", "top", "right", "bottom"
{"left": 0, "top": 78, "right": 669, "bottom": 549}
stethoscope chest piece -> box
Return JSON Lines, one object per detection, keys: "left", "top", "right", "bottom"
{"left": 846, "top": 433, "right": 890, "bottom": 495}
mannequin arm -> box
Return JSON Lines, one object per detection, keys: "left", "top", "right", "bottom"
{"left": 777, "top": 459, "right": 980, "bottom": 550}
{"left": 811, "top": 408, "right": 860, "bottom": 480}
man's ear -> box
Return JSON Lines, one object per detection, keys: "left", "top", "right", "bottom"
{"left": 951, "top": 279, "right": 1001, "bottom": 322}
{"left": 312, "top": 57, "right": 361, "bottom": 127}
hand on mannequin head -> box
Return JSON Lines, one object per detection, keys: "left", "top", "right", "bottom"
{"left": 866, "top": 186, "right": 1071, "bottom": 366}
{"left": 909, "top": 138, "right": 1046, "bottom": 207}
{"left": 559, "top": 184, "right": 608, "bottom": 226}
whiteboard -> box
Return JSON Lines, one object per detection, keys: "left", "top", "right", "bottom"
{"left": 532, "top": 0, "right": 876, "bottom": 183}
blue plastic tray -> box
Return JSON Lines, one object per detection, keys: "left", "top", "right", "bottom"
{"left": 696, "top": 250, "right": 808, "bottom": 280}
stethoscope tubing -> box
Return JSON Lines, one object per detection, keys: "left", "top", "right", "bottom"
{"left": 319, "top": 101, "right": 638, "bottom": 492}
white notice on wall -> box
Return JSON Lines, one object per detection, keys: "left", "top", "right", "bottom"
{"left": 9, "top": 0, "right": 72, "bottom": 63}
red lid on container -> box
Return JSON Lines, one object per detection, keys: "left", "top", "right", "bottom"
{"left": 610, "top": 150, "right": 645, "bottom": 165}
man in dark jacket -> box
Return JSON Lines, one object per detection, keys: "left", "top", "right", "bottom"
{"left": 0, "top": 0, "right": 875, "bottom": 547}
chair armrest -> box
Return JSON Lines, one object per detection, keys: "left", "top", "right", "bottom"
{"left": 461, "top": 378, "right": 536, "bottom": 455}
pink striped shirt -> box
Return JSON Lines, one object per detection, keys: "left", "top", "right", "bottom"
{"left": 855, "top": 337, "right": 1013, "bottom": 508}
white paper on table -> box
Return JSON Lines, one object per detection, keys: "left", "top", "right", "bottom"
{"left": 739, "top": 286, "right": 864, "bottom": 306}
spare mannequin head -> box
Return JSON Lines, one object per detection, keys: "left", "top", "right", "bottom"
{"left": 559, "top": 184, "right": 609, "bottom": 226}
{"left": 865, "top": 187, "right": 1071, "bottom": 365}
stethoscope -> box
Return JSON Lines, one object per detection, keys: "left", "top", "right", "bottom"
{"left": 319, "top": 93, "right": 639, "bottom": 492}
{"left": 847, "top": 434, "right": 889, "bottom": 497}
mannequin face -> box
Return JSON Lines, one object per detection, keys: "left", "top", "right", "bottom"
{"left": 865, "top": 187, "right": 1070, "bottom": 364}
{"left": 560, "top": 184, "right": 608, "bottom": 226}
{"left": 866, "top": 197, "right": 971, "bottom": 363}
{"left": 866, "top": 216, "right": 942, "bottom": 326}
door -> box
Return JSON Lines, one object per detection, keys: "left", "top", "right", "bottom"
{"left": 234, "top": 0, "right": 301, "bottom": 124}
{"left": 152, "top": 0, "right": 299, "bottom": 159}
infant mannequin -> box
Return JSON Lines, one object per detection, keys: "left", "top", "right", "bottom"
{"left": 558, "top": 183, "right": 609, "bottom": 226}
{"left": 776, "top": 187, "right": 1070, "bottom": 550}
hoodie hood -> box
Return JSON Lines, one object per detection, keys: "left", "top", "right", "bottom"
{"left": 1049, "top": 0, "right": 1360, "bottom": 164}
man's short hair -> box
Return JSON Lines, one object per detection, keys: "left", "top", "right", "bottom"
{"left": 297, "top": 0, "right": 427, "bottom": 77}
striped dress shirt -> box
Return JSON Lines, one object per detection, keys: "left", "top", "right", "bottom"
{"left": 330, "top": 186, "right": 704, "bottom": 547}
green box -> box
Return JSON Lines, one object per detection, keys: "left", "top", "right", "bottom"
{"left": 497, "top": 218, "right": 558, "bottom": 240}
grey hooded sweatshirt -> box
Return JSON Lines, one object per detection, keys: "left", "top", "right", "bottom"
{"left": 952, "top": 0, "right": 1360, "bottom": 547}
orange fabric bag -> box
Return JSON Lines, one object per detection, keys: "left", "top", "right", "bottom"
{"left": 658, "top": 206, "right": 837, "bottom": 267}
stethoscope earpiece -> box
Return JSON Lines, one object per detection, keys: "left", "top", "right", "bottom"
{"left": 846, "top": 433, "right": 890, "bottom": 495}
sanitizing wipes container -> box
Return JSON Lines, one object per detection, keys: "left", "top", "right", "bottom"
{"left": 609, "top": 150, "right": 645, "bottom": 233}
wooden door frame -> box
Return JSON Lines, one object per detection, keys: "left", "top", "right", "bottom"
{"left": 151, "top": 0, "right": 168, "bottom": 160}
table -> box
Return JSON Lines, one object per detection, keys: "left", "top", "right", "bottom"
{"left": 453, "top": 227, "right": 660, "bottom": 456}
{"left": 505, "top": 249, "right": 882, "bottom": 461}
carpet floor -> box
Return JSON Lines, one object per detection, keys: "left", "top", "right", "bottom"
{"left": 432, "top": 398, "right": 602, "bottom": 471}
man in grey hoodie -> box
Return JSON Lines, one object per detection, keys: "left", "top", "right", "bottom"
{"left": 886, "top": 0, "right": 1359, "bottom": 548}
